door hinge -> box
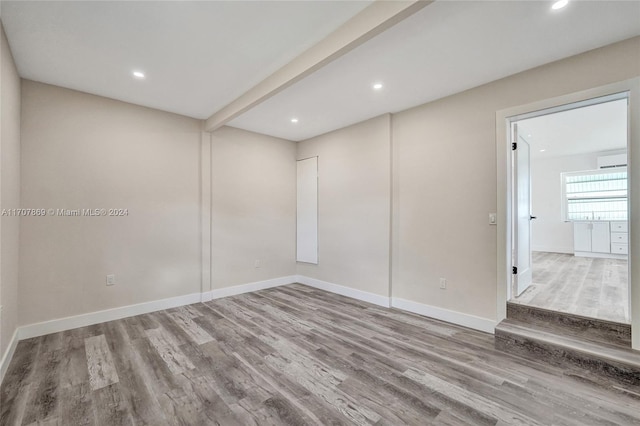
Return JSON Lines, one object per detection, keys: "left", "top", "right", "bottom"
{"left": 512, "top": 266, "right": 518, "bottom": 274}
{"left": 512, "top": 142, "right": 517, "bottom": 150}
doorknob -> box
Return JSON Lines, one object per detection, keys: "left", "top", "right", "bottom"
{"left": 530, "top": 215, "right": 537, "bottom": 220}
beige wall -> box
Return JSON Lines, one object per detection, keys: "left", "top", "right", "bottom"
{"left": 392, "top": 36, "right": 640, "bottom": 321}
{"left": 7, "top": 32, "right": 640, "bottom": 341}
{"left": 0, "top": 23, "right": 21, "bottom": 358}
{"left": 211, "top": 126, "right": 296, "bottom": 288}
{"left": 296, "top": 115, "right": 391, "bottom": 297}
{"left": 19, "top": 81, "right": 202, "bottom": 325}
{"left": 17, "top": 82, "right": 297, "bottom": 327}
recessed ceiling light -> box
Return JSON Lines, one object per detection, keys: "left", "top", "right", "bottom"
{"left": 552, "top": 0, "right": 568, "bottom": 10}
{"left": 132, "top": 71, "right": 145, "bottom": 79}
{"left": 527, "top": 134, "right": 532, "bottom": 137}
{"left": 373, "top": 83, "right": 383, "bottom": 90}
{"left": 540, "top": 149, "right": 546, "bottom": 152}
{"left": 291, "top": 118, "right": 299, "bottom": 123}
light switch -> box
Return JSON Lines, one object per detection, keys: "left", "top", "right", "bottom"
{"left": 489, "top": 213, "right": 497, "bottom": 225}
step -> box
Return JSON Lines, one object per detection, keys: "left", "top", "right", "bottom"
{"left": 506, "top": 302, "right": 631, "bottom": 348}
{"left": 495, "top": 318, "right": 640, "bottom": 386}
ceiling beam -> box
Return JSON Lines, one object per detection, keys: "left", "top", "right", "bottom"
{"left": 204, "top": 0, "right": 431, "bottom": 133}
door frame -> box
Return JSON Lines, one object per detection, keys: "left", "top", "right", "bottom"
{"left": 495, "top": 77, "right": 640, "bottom": 350}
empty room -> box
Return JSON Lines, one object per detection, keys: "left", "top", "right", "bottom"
{"left": 1, "top": 1, "right": 639, "bottom": 425}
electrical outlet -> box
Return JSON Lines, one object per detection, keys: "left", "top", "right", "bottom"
{"left": 439, "top": 278, "right": 447, "bottom": 289}
{"left": 106, "top": 274, "right": 116, "bottom": 286}
{"left": 254, "top": 260, "right": 261, "bottom": 268}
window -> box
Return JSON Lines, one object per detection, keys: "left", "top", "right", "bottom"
{"left": 562, "top": 167, "right": 627, "bottom": 221}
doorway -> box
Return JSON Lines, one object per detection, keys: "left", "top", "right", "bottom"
{"left": 496, "top": 78, "right": 640, "bottom": 350}
{"left": 510, "top": 95, "right": 630, "bottom": 323}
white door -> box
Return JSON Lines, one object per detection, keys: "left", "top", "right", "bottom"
{"left": 513, "top": 124, "right": 533, "bottom": 296}
{"left": 296, "top": 157, "right": 318, "bottom": 264}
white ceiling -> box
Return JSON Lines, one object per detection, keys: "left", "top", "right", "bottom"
{"left": 1, "top": 1, "right": 639, "bottom": 141}
{"left": 230, "top": 0, "right": 640, "bottom": 140}
{"left": 0, "top": 0, "right": 372, "bottom": 119}
{"left": 518, "top": 98, "right": 628, "bottom": 160}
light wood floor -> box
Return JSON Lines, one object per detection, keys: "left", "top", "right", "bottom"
{"left": 2, "top": 284, "right": 639, "bottom": 425}
{"left": 512, "top": 252, "right": 629, "bottom": 323}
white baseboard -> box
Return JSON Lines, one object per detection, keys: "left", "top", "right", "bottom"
{"left": 202, "top": 275, "right": 297, "bottom": 302}
{"left": 574, "top": 251, "right": 628, "bottom": 260}
{"left": 0, "top": 328, "right": 19, "bottom": 385}
{"left": 18, "top": 292, "right": 202, "bottom": 340}
{"left": 296, "top": 275, "right": 391, "bottom": 308}
{"left": 391, "top": 297, "right": 496, "bottom": 334}
{"left": 531, "top": 245, "right": 574, "bottom": 254}
{"left": 293, "top": 276, "right": 492, "bottom": 334}
{"left": 3, "top": 274, "right": 495, "bottom": 386}
{"left": 18, "top": 276, "right": 298, "bottom": 341}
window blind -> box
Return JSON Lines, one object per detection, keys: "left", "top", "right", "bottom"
{"left": 563, "top": 168, "right": 627, "bottom": 221}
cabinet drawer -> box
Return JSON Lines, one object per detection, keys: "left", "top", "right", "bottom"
{"left": 610, "top": 221, "right": 628, "bottom": 233}
{"left": 611, "top": 232, "right": 628, "bottom": 244}
{"left": 611, "top": 243, "right": 628, "bottom": 255}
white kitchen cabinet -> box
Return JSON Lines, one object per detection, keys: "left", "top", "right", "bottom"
{"left": 573, "top": 221, "right": 627, "bottom": 258}
{"left": 591, "top": 222, "right": 611, "bottom": 253}
{"left": 573, "top": 222, "right": 592, "bottom": 252}
{"left": 611, "top": 232, "right": 628, "bottom": 244}
{"left": 610, "top": 221, "right": 628, "bottom": 256}
{"left": 611, "top": 243, "right": 629, "bottom": 255}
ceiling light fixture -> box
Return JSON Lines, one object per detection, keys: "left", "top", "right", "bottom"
{"left": 551, "top": 0, "right": 568, "bottom": 10}
{"left": 132, "top": 71, "right": 145, "bottom": 79}
{"left": 291, "top": 118, "right": 299, "bottom": 123}
{"left": 373, "top": 83, "right": 383, "bottom": 90}
{"left": 540, "top": 149, "right": 546, "bottom": 152}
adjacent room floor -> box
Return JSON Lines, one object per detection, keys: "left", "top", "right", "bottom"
{"left": 511, "top": 251, "right": 629, "bottom": 324}
{"left": 2, "top": 284, "right": 639, "bottom": 425}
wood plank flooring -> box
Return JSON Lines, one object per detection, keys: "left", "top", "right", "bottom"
{"left": 512, "top": 252, "right": 629, "bottom": 323}
{"left": 2, "top": 284, "right": 639, "bottom": 425}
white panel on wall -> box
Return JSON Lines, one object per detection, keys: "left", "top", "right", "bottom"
{"left": 297, "top": 157, "right": 318, "bottom": 264}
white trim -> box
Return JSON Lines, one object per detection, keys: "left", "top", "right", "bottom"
{"left": 391, "top": 297, "right": 496, "bottom": 334}
{"left": 296, "top": 275, "right": 391, "bottom": 308}
{"left": 510, "top": 91, "right": 629, "bottom": 122}
{"left": 2, "top": 274, "right": 498, "bottom": 384}
{"left": 202, "top": 276, "right": 297, "bottom": 301}
{"left": 0, "top": 328, "right": 19, "bottom": 385}
{"left": 531, "top": 245, "right": 574, "bottom": 254}
{"left": 496, "top": 78, "right": 640, "bottom": 350}
{"left": 201, "top": 291, "right": 214, "bottom": 303}
{"left": 19, "top": 276, "right": 299, "bottom": 341}
{"left": 18, "top": 292, "right": 202, "bottom": 340}
{"left": 295, "top": 276, "right": 495, "bottom": 334}
{"left": 574, "top": 251, "right": 627, "bottom": 260}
